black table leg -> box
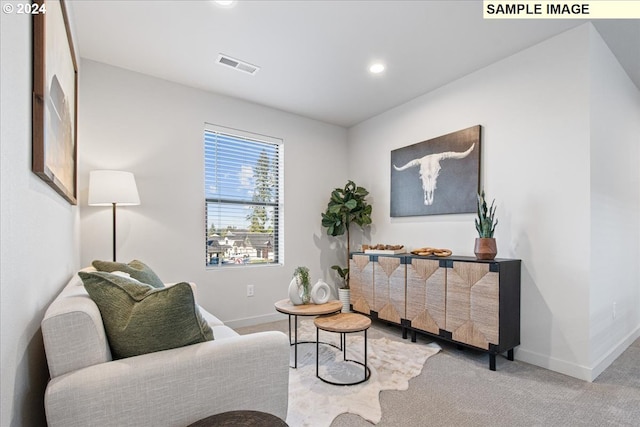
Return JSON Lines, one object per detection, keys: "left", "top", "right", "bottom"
{"left": 364, "top": 329, "right": 368, "bottom": 382}
{"left": 294, "top": 314, "right": 298, "bottom": 368}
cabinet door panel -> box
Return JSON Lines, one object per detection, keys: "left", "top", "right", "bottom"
{"left": 350, "top": 254, "right": 373, "bottom": 314}
{"left": 472, "top": 272, "right": 499, "bottom": 344}
{"left": 406, "top": 258, "right": 445, "bottom": 334}
{"left": 374, "top": 256, "right": 405, "bottom": 323}
{"left": 446, "top": 262, "right": 498, "bottom": 349}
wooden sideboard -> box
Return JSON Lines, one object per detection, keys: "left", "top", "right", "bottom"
{"left": 349, "top": 252, "right": 521, "bottom": 370}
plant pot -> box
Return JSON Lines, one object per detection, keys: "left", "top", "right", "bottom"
{"left": 474, "top": 237, "right": 497, "bottom": 260}
{"left": 338, "top": 288, "right": 351, "bottom": 313}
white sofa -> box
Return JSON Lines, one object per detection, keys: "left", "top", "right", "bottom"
{"left": 41, "top": 268, "right": 289, "bottom": 427}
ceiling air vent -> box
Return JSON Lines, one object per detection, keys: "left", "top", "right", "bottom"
{"left": 216, "top": 54, "right": 260, "bottom": 75}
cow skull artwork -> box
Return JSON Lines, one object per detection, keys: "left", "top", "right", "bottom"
{"left": 393, "top": 143, "right": 475, "bottom": 206}
{"left": 390, "top": 125, "right": 481, "bottom": 217}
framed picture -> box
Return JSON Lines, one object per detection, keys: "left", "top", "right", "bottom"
{"left": 32, "top": 0, "right": 78, "bottom": 204}
{"left": 390, "top": 125, "right": 481, "bottom": 217}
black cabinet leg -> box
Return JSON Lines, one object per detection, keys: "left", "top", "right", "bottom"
{"left": 507, "top": 349, "right": 514, "bottom": 361}
{"left": 489, "top": 354, "right": 496, "bottom": 371}
{"left": 411, "top": 330, "right": 417, "bottom": 343}
{"left": 402, "top": 327, "right": 407, "bottom": 340}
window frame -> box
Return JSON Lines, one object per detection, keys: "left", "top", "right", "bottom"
{"left": 204, "top": 123, "right": 284, "bottom": 268}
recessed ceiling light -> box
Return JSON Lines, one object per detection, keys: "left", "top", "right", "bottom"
{"left": 214, "top": 1, "right": 237, "bottom": 8}
{"left": 369, "top": 63, "right": 385, "bottom": 74}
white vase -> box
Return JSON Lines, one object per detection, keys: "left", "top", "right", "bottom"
{"left": 288, "top": 277, "right": 303, "bottom": 305}
{"left": 338, "top": 288, "right": 351, "bottom": 313}
{"left": 311, "top": 279, "right": 330, "bottom": 304}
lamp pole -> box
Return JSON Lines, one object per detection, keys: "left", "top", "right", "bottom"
{"left": 112, "top": 202, "right": 117, "bottom": 262}
{"left": 88, "top": 170, "right": 140, "bottom": 262}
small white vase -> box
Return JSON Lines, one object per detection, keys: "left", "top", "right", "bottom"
{"left": 288, "top": 277, "right": 303, "bottom": 305}
{"left": 310, "top": 279, "right": 330, "bottom": 304}
{"left": 338, "top": 288, "right": 351, "bottom": 313}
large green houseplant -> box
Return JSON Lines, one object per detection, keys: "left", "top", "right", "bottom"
{"left": 321, "top": 180, "right": 373, "bottom": 290}
{"left": 474, "top": 189, "right": 498, "bottom": 260}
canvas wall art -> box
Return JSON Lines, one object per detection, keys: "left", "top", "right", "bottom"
{"left": 32, "top": 0, "right": 78, "bottom": 204}
{"left": 390, "top": 125, "right": 481, "bottom": 217}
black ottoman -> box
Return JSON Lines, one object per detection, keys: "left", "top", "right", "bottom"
{"left": 187, "top": 410, "right": 288, "bottom": 427}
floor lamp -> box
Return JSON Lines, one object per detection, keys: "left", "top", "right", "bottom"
{"left": 88, "top": 170, "right": 140, "bottom": 262}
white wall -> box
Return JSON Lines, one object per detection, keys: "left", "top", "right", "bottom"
{"left": 0, "top": 11, "right": 81, "bottom": 427}
{"left": 347, "top": 24, "right": 640, "bottom": 380}
{"left": 588, "top": 27, "right": 640, "bottom": 377}
{"left": 78, "top": 60, "right": 349, "bottom": 327}
{"left": 2, "top": 20, "right": 636, "bottom": 427}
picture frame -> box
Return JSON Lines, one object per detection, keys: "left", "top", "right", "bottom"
{"left": 32, "top": 0, "right": 78, "bottom": 205}
{"left": 390, "top": 125, "right": 481, "bottom": 217}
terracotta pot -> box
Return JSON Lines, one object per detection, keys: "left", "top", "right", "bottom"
{"left": 474, "top": 237, "right": 497, "bottom": 260}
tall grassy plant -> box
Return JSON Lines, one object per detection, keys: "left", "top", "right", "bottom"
{"left": 321, "top": 180, "right": 372, "bottom": 288}
{"left": 475, "top": 190, "right": 498, "bottom": 238}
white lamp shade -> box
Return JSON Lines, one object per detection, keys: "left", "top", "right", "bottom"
{"left": 88, "top": 170, "right": 140, "bottom": 206}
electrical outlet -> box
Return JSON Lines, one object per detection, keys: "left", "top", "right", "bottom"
{"left": 247, "top": 284, "right": 254, "bottom": 297}
{"left": 613, "top": 302, "right": 617, "bottom": 319}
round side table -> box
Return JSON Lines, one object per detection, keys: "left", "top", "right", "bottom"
{"left": 314, "top": 312, "right": 372, "bottom": 386}
{"left": 274, "top": 299, "right": 342, "bottom": 368}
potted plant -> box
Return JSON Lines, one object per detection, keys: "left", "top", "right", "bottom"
{"left": 474, "top": 189, "right": 498, "bottom": 260}
{"left": 321, "top": 180, "right": 372, "bottom": 311}
{"left": 288, "top": 266, "right": 311, "bottom": 305}
{"left": 331, "top": 265, "right": 350, "bottom": 312}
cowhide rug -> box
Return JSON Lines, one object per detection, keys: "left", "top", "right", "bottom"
{"left": 286, "top": 319, "right": 440, "bottom": 427}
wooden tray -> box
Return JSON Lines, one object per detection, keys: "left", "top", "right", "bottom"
{"left": 364, "top": 249, "right": 406, "bottom": 255}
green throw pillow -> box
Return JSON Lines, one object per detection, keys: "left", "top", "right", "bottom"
{"left": 80, "top": 271, "right": 214, "bottom": 359}
{"left": 92, "top": 259, "right": 165, "bottom": 288}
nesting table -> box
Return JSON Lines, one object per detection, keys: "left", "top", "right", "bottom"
{"left": 274, "top": 298, "right": 342, "bottom": 368}
{"left": 314, "top": 312, "right": 371, "bottom": 386}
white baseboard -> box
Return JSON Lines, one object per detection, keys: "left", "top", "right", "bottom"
{"left": 590, "top": 325, "right": 640, "bottom": 381}
{"left": 515, "top": 348, "right": 593, "bottom": 381}
{"left": 225, "top": 311, "right": 288, "bottom": 329}
{"left": 516, "top": 324, "right": 640, "bottom": 382}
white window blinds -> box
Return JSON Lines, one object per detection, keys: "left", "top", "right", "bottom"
{"left": 204, "top": 125, "right": 283, "bottom": 267}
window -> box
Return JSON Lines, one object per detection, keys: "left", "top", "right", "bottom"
{"left": 204, "top": 125, "right": 283, "bottom": 267}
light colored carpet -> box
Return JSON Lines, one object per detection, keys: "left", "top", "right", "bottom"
{"left": 236, "top": 319, "right": 640, "bottom": 426}
{"left": 283, "top": 319, "right": 440, "bottom": 427}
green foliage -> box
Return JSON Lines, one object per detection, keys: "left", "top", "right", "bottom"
{"left": 321, "top": 181, "right": 372, "bottom": 237}
{"left": 331, "top": 265, "right": 349, "bottom": 289}
{"left": 293, "top": 266, "right": 311, "bottom": 304}
{"left": 321, "top": 180, "right": 372, "bottom": 288}
{"left": 293, "top": 266, "right": 310, "bottom": 288}
{"left": 247, "top": 150, "right": 276, "bottom": 232}
{"left": 475, "top": 190, "right": 498, "bottom": 238}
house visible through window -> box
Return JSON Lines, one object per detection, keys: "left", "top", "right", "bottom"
{"left": 204, "top": 125, "right": 283, "bottom": 267}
